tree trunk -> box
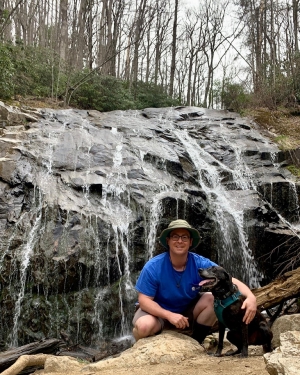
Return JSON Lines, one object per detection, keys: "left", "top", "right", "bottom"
{"left": 252, "top": 266, "right": 300, "bottom": 310}
{"left": 293, "top": 0, "right": 299, "bottom": 53}
{"left": 169, "top": 0, "right": 178, "bottom": 97}
{"left": 131, "top": 0, "right": 147, "bottom": 89}
{"left": 76, "top": 0, "right": 88, "bottom": 70}
{"left": 59, "top": 0, "right": 68, "bottom": 62}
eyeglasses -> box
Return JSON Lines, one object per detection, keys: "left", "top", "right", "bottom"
{"left": 169, "top": 234, "right": 191, "bottom": 242}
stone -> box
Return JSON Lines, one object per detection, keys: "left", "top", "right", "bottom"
{"left": 0, "top": 101, "right": 38, "bottom": 125}
{"left": 271, "top": 314, "right": 300, "bottom": 348}
{"left": 81, "top": 331, "right": 203, "bottom": 372}
{"left": 264, "top": 331, "right": 300, "bottom": 375}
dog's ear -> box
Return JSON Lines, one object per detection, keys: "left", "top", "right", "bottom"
{"left": 223, "top": 269, "right": 232, "bottom": 283}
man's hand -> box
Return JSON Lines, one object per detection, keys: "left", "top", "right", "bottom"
{"left": 241, "top": 296, "right": 257, "bottom": 324}
{"left": 232, "top": 277, "right": 257, "bottom": 325}
{"left": 167, "top": 312, "right": 189, "bottom": 329}
{"left": 138, "top": 293, "right": 189, "bottom": 329}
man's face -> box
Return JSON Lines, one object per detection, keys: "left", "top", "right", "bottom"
{"left": 166, "top": 228, "right": 193, "bottom": 255}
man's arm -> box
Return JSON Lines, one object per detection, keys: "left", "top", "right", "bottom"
{"left": 232, "top": 277, "right": 257, "bottom": 324}
{"left": 138, "top": 292, "right": 189, "bottom": 329}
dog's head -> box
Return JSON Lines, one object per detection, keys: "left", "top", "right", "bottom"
{"left": 198, "top": 266, "right": 234, "bottom": 299}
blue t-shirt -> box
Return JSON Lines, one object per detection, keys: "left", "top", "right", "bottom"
{"left": 135, "top": 252, "right": 217, "bottom": 313}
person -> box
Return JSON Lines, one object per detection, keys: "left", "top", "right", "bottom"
{"left": 132, "top": 219, "right": 257, "bottom": 344}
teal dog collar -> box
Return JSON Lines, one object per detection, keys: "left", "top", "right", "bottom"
{"left": 214, "top": 291, "right": 242, "bottom": 326}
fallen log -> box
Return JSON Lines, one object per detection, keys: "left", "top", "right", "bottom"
{"left": 252, "top": 266, "right": 300, "bottom": 310}
{"left": 0, "top": 338, "right": 61, "bottom": 373}
{"left": 0, "top": 354, "right": 52, "bottom": 375}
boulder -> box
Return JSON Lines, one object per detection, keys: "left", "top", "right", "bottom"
{"left": 81, "top": 331, "right": 203, "bottom": 371}
{"left": 271, "top": 314, "right": 300, "bottom": 348}
{"left": 264, "top": 330, "right": 300, "bottom": 375}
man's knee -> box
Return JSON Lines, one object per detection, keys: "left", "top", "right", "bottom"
{"left": 134, "top": 319, "right": 152, "bottom": 338}
{"left": 133, "top": 316, "right": 161, "bottom": 340}
{"left": 193, "top": 292, "right": 214, "bottom": 314}
{"left": 201, "top": 292, "right": 214, "bottom": 306}
{"left": 194, "top": 293, "right": 216, "bottom": 326}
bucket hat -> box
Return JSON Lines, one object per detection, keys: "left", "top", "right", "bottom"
{"left": 159, "top": 219, "right": 201, "bottom": 250}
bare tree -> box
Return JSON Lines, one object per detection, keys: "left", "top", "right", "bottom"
{"left": 292, "top": 0, "right": 299, "bottom": 53}
{"left": 59, "top": 0, "right": 68, "bottom": 62}
{"left": 169, "top": 0, "right": 178, "bottom": 97}
{"left": 198, "top": 0, "right": 230, "bottom": 107}
{"left": 131, "top": 0, "right": 148, "bottom": 86}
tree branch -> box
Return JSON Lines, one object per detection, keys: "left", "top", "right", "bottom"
{"left": 1, "top": 354, "right": 52, "bottom": 375}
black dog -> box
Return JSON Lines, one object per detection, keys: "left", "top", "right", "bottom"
{"left": 198, "top": 266, "right": 273, "bottom": 357}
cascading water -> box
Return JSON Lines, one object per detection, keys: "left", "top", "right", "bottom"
{"left": 172, "top": 123, "right": 259, "bottom": 286}
{"left": 0, "top": 106, "right": 299, "bottom": 349}
{"left": 10, "top": 189, "right": 43, "bottom": 346}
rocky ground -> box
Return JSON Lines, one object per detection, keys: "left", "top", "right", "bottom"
{"left": 28, "top": 332, "right": 270, "bottom": 375}
{"left": 89, "top": 354, "right": 268, "bottom": 375}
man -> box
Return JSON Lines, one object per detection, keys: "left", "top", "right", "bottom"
{"left": 132, "top": 219, "right": 257, "bottom": 344}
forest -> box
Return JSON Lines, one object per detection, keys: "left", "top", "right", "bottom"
{"left": 0, "top": 0, "right": 300, "bottom": 112}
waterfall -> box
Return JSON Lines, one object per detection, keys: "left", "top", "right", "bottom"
{"left": 1, "top": 106, "right": 299, "bottom": 348}
{"left": 10, "top": 189, "right": 44, "bottom": 346}
{"left": 173, "top": 128, "right": 259, "bottom": 287}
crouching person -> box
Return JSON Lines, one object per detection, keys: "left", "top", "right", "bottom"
{"left": 132, "top": 219, "right": 257, "bottom": 344}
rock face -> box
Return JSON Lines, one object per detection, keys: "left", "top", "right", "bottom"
{"left": 264, "top": 330, "right": 300, "bottom": 375}
{"left": 0, "top": 104, "right": 300, "bottom": 348}
{"left": 271, "top": 314, "right": 300, "bottom": 348}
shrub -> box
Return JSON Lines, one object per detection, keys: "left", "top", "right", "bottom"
{"left": 0, "top": 42, "right": 180, "bottom": 110}
{"left": 70, "top": 75, "right": 179, "bottom": 111}
{"left": 0, "top": 43, "right": 15, "bottom": 99}
{"left": 214, "top": 79, "right": 250, "bottom": 112}
{"left": 10, "top": 42, "right": 66, "bottom": 98}
{"left": 132, "top": 81, "right": 180, "bottom": 108}
{"left": 0, "top": 41, "right": 67, "bottom": 100}
{"left": 70, "top": 74, "right": 136, "bottom": 111}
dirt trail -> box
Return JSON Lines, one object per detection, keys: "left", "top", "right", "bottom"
{"left": 98, "top": 354, "right": 269, "bottom": 375}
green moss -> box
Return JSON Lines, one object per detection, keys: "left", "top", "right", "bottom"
{"left": 287, "top": 165, "right": 300, "bottom": 178}
{"left": 77, "top": 358, "right": 90, "bottom": 364}
{"left": 273, "top": 135, "right": 296, "bottom": 150}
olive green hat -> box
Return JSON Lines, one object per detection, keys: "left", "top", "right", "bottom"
{"left": 159, "top": 219, "right": 201, "bottom": 250}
